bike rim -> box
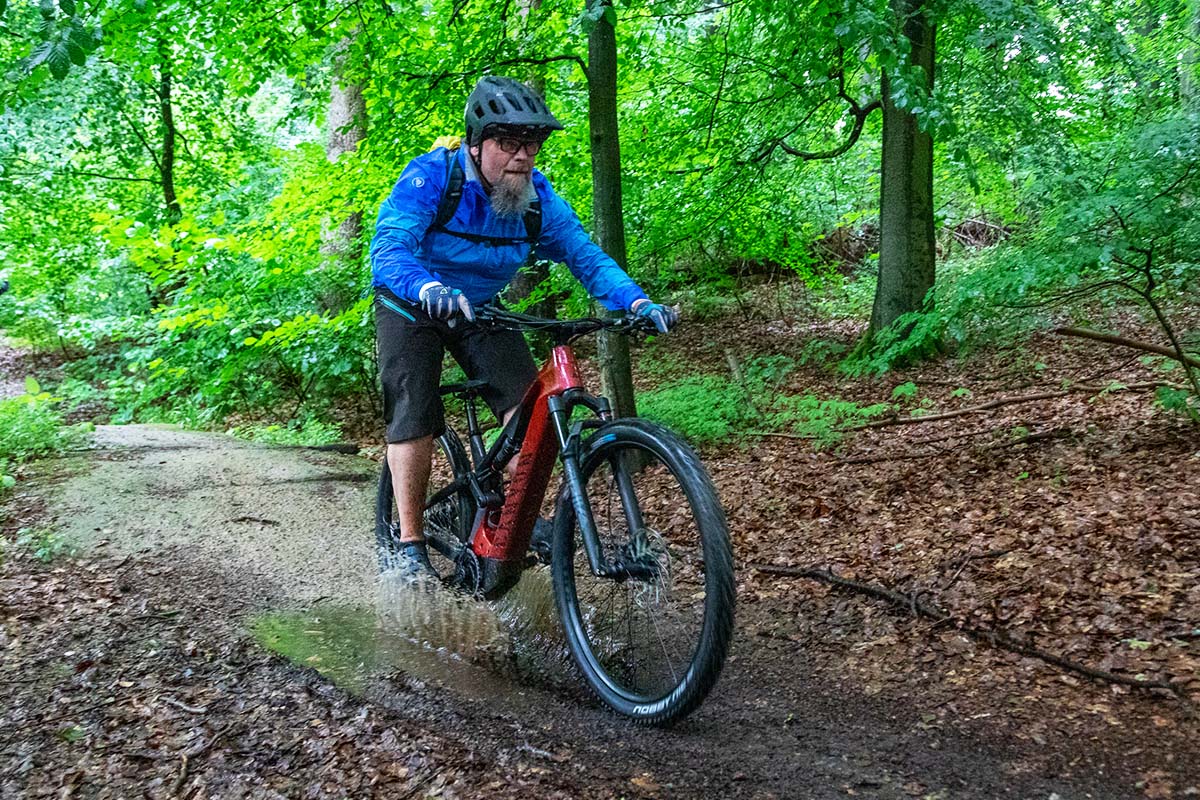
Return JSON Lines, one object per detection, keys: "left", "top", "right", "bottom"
{"left": 567, "top": 440, "right": 713, "bottom": 705}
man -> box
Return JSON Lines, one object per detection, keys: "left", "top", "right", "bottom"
{"left": 370, "top": 76, "right": 677, "bottom": 577}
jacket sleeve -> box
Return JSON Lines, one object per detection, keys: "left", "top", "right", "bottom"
{"left": 534, "top": 181, "right": 649, "bottom": 312}
{"left": 369, "top": 156, "right": 443, "bottom": 302}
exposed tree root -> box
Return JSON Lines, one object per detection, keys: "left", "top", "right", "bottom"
{"left": 750, "top": 562, "right": 1195, "bottom": 713}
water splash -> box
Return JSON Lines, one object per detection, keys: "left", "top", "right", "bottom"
{"left": 253, "top": 565, "right": 575, "bottom": 705}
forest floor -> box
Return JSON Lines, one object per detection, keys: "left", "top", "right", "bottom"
{"left": 1, "top": 301, "right": 1198, "bottom": 799}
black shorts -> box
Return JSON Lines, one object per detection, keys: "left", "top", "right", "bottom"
{"left": 375, "top": 289, "right": 538, "bottom": 443}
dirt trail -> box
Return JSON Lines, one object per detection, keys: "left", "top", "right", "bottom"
{"left": 3, "top": 422, "right": 1190, "bottom": 798}
{"left": 52, "top": 424, "right": 379, "bottom": 605}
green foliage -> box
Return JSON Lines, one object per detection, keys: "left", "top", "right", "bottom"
{"left": 797, "top": 338, "right": 851, "bottom": 368}
{"left": 3, "top": 0, "right": 1198, "bottom": 436}
{"left": 639, "top": 355, "right": 890, "bottom": 447}
{"left": 1155, "top": 387, "right": 1200, "bottom": 423}
{"left": 0, "top": 383, "right": 89, "bottom": 465}
{"left": 890, "top": 381, "right": 919, "bottom": 401}
{"left": 14, "top": 527, "right": 72, "bottom": 562}
{"left": 638, "top": 375, "right": 747, "bottom": 443}
{"left": 229, "top": 415, "right": 343, "bottom": 446}
{"left": 769, "top": 393, "right": 892, "bottom": 448}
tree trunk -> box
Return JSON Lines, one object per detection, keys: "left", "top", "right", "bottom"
{"left": 157, "top": 40, "right": 181, "bottom": 224}
{"left": 320, "top": 35, "right": 366, "bottom": 313}
{"left": 868, "top": 0, "right": 936, "bottom": 336}
{"left": 504, "top": 0, "right": 557, "bottom": 324}
{"left": 1182, "top": 0, "right": 1200, "bottom": 105}
{"left": 588, "top": 0, "right": 636, "bottom": 419}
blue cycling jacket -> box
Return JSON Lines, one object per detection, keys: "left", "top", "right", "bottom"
{"left": 370, "top": 147, "right": 649, "bottom": 311}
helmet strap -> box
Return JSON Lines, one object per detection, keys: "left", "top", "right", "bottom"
{"left": 468, "top": 144, "right": 494, "bottom": 194}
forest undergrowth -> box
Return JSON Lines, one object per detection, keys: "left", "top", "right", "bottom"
{"left": 2, "top": 278, "right": 1198, "bottom": 796}
{"left": 640, "top": 294, "right": 1200, "bottom": 789}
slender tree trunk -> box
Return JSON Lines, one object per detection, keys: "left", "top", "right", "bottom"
{"left": 588, "top": 0, "right": 636, "bottom": 418}
{"left": 869, "top": 0, "right": 936, "bottom": 336}
{"left": 320, "top": 35, "right": 366, "bottom": 312}
{"left": 157, "top": 40, "right": 181, "bottom": 224}
{"left": 1182, "top": 0, "right": 1200, "bottom": 105}
{"left": 505, "top": 0, "right": 557, "bottom": 324}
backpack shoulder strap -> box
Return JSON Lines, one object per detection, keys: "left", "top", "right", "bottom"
{"left": 429, "top": 149, "right": 542, "bottom": 247}
{"left": 523, "top": 195, "right": 542, "bottom": 244}
{"left": 432, "top": 149, "right": 464, "bottom": 231}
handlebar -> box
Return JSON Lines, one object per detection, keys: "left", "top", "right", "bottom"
{"left": 473, "top": 305, "right": 657, "bottom": 343}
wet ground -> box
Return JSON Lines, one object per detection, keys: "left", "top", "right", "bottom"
{"left": 3, "top": 423, "right": 1194, "bottom": 798}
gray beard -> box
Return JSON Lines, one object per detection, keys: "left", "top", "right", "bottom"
{"left": 490, "top": 173, "right": 532, "bottom": 219}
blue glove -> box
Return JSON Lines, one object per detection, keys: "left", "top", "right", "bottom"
{"left": 633, "top": 301, "right": 679, "bottom": 334}
{"left": 419, "top": 283, "right": 475, "bottom": 323}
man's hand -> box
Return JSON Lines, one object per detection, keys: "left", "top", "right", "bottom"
{"left": 419, "top": 283, "right": 475, "bottom": 323}
{"left": 632, "top": 300, "right": 679, "bottom": 334}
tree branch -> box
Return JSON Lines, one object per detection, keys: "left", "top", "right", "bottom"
{"left": 853, "top": 382, "right": 1174, "bottom": 430}
{"left": 750, "top": 563, "right": 1192, "bottom": 706}
{"left": 1053, "top": 327, "right": 1200, "bottom": 370}
{"left": 0, "top": 168, "right": 157, "bottom": 184}
{"left": 750, "top": 48, "right": 881, "bottom": 163}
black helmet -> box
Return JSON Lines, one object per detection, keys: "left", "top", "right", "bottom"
{"left": 464, "top": 76, "right": 564, "bottom": 146}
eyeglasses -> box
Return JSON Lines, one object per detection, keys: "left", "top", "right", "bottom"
{"left": 494, "top": 137, "right": 544, "bottom": 156}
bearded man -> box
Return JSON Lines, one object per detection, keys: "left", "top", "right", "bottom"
{"left": 369, "top": 76, "right": 678, "bottom": 578}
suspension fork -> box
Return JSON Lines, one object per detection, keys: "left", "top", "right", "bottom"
{"left": 548, "top": 390, "right": 616, "bottom": 578}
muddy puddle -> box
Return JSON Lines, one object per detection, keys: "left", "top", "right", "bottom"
{"left": 253, "top": 567, "right": 579, "bottom": 712}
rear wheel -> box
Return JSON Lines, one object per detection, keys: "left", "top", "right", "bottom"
{"left": 551, "top": 419, "right": 735, "bottom": 725}
{"left": 376, "top": 429, "right": 476, "bottom": 578}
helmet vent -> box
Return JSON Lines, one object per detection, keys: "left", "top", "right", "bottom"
{"left": 464, "top": 76, "right": 563, "bottom": 144}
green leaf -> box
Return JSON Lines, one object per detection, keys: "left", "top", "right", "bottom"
{"left": 39, "top": 0, "right": 55, "bottom": 18}
{"left": 24, "top": 376, "right": 41, "bottom": 395}
{"left": 66, "top": 39, "right": 85, "bottom": 66}
{"left": 23, "top": 39, "right": 55, "bottom": 71}
{"left": 47, "top": 41, "right": 70, "bottom": 79}
{"left": 58, "top": 0, "right": 75, "bottom": 15}
{"left": 67, "top": 24, "right": 96, "bottom": 53}
{"left": 0, "top": 0, "right": 7, "bottom": 20}
{"left": 579, "top": 1, "right": 607, "bottom": 34}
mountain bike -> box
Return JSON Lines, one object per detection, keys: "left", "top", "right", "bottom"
{"left": 374, "top": 306, "right": 735, "bottom": 725}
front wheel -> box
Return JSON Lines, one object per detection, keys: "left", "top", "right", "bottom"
{"left": 551, "top": 419, "right": 735, "bottom": 725}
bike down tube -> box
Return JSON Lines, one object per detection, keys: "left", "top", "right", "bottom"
{"left": 470, "top": 344, "right": 583, "bottom": 562}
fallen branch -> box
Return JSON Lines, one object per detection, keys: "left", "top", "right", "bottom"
{"left": 749, "top": 563, "right": 1192, "bottom": 708}
{"left": 162, "top": 696, "right": 208, "bottom": 714}
{"left": 1053, "top": 327, "right": 1200, "bottom": 370}
{"left": 836, "top": 427, "right": 1071, "bottom": 466}
{"left": 856, "top": 382, "right": 1170, "bottom": 429}
{"left": 171, "top": 722, "right": 235, "bottom": 796}
{"left": 938, "top": 549, "right": 1011, "bottom": 573}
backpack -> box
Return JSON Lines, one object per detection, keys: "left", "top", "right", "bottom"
{"left": 427, "top": 140, "right": 542, "bottom": 248}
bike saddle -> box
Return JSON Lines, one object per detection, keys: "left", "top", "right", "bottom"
{"left": 439, "top": 379, "right": 489, "bottom": 397}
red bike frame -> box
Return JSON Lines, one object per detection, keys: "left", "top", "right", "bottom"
{"left": 460, "top": 340, "right": 614, "bottom": 597}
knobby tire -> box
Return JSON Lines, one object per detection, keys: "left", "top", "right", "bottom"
{"left": 551, "top": 419, "right": 735, "bottom": 726}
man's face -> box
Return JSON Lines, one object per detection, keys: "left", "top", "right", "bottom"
{"left": 473, "top": 135, "right": 544, "bottom": 217}
{"left": 474, "top": 136, "right": 542, "bottom": 186}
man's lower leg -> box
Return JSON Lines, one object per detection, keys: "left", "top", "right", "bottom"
{"left": 387, "top": 436, "right": 434, "bottom": 543}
